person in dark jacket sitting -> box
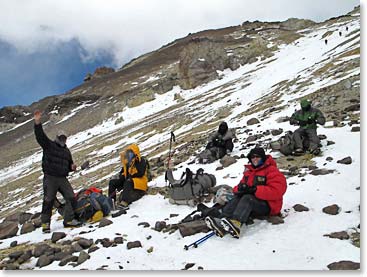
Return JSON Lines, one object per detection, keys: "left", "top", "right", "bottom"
{"left": 199, "top": 121, "right": 235, "bottom": 163}
{"left": 108, "top": 144, "right": 148, "bottom": 209}
{"left": 206, "top": 147, "right": 287, "bottom": 238}
{"left": 33, "top": 110, "right": 81, "bottom": 233}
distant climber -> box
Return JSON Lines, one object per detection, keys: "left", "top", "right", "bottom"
{"left": 33, "top": 110, "right": 82, "bottom": 233}
{"left": 108, "top": 144, "right": 148, "bottom": 210}
{"left": 289, "top": 99, "right": 326, "bottom": 155}
{"left": 205, "top": 147, "right": 287, "bottom": 238}
{"left": 339, "top": 31, "right": 342, "bottom": 36}
{"left": 324, "top": 39, "right": 328, "bottom": 45}
{"left": 346, "top": 26, "right": 349, "bottom": 32}
{"left": 197, "top": 121, "right": 235, "bottom": 164}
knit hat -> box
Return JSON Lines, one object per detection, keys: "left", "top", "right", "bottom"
{"left": 218, "top": 121, "right": 228, "bottom": 135}
{"left": 247, "top": 147, "right": 266, "bottom": 163}
{"left": 300, "top": 99, "right": 311, "bottom": 109}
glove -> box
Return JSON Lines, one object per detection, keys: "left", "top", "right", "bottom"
{"left": 235, "top": 183, "right": 257, "bottom": 196}
{"left": 307, "top": 116, "right": 315, "bottom": 124}
{"left": 299, "top": 120, "right": 307, "bottom": 127}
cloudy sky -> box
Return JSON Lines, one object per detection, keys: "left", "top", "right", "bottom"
{"left": 0, "top": 0, "right": 361, "bottom": 108}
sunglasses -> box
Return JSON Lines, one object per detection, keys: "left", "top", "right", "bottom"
{"left": 251, "top": 154, "right": 262, "bottom": 159}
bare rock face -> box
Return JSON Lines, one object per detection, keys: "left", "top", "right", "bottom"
{"left": 178, "top": 39, "right": 228, "bottom": 89}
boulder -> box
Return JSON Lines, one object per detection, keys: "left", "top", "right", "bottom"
{"left": 20, "top": 222, "right": 35, "bottom": 234}
{"left": 220, "top": 155, "right": 237, "bottom": 168}
{"left": 51, "top": 232, "right": 66, "bottom": 243}
{"left": 0, "top": 221, "right": 19, "bottom": 239}
{"left": 247, "top": 118, "right": 260, "bottom": 125}
{"left": 337, "top": 156, "right": 352, "bottom": 165}
{"left": 178, "top": 220, "right": 210, "bottom": 237}
{"left": 293, "top": 204, "right": 309, "bottom": 212}
{"left": 322, "top": 204, "right": 340, "bottom": 215}
{"left": 127, "top": 241, "right": 142, "bottom": 250}
{"left": 327, "top": 261, "right": 360, "bottom": 270}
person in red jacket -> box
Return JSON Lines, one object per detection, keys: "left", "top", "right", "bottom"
{"left": 206, "top": 147, "right": 287, "bottom": 238}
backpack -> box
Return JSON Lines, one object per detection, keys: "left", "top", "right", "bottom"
{"left": 74, "top": 186, "right": 113, "bottom": 222}
{"left": 142, "top": 156, "right": 153, "bottom": 182}
{"left": 279, "top": 131, "right": 295, "bottom": 156}
{"left": 166, "top": 168, "right": 216, "bottom": 206}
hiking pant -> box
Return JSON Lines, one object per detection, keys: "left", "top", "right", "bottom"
{"left": 41, "top": 174, "right": 76, "bottom": 224}
{"left": 293, "top": 127, "right": 320, "bottom": 151}
{"left": 108, "top": 178, "right": 145, "bottom": 204}
{"left": 221, "top": 194, "right": 270, "bottom": 224}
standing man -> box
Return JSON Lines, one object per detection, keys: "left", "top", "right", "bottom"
{"left": 34, "top": 110, "right": 81, "bottom": 233}
{"left": 289, "top": 99, "right": 326, "bottom": 155}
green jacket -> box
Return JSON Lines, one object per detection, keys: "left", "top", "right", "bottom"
{"left": 290, "top": 107, "right": 325, "bottom": 129}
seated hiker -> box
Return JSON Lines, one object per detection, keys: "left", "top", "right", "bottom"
{"left": 289, "top": 99, "right": 325, "bottom": 155}
{"left": 198, "top": 121, "right": 235, "bottom": 164}
{"left": 108, "top": 144, "right": 148, "bottom": 209}
{"left": 205, "top": 147, "right": 287, "bottom": 239}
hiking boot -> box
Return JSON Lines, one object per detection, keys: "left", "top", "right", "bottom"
{"left": 293, "top": 148, "right": 304, "bottom": 156}
{"left": 91, "top": 210, "right": 104, "bottom": 222}
{"left": 42, "top": 223, "right": 50, "bottom": 234}
{"left": 205, "top": 216, "right": 227, "bottom": 238}
{"left": 221, "top": 218, "right": 241, "bottom": 239}
{"left": 116, "top": 200, "right": 129, "bottom": 210}
{"left": 63, "top": 219, "right": 83, "bottom": 228}
{"left": 311, "top": 148, "right": 321, "bottom": 155}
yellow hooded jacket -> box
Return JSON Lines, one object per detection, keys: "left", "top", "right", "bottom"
{"left": 119, "top": 144, "right": 148, "bottom": 191}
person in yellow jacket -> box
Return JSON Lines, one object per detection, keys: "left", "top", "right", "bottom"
{"left": 108, "top": 144, "right": 148, "bottom": 209}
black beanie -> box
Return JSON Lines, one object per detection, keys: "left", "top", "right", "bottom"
{"left": 218, "top": 122, "right": 228, "bottom": 135}
{"left": 247, "top": 147, "right": 266, "bottom": 162}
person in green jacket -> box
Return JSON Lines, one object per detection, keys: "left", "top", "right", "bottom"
{"left": 289, "top": 99, "right": 326, "bottom": 155}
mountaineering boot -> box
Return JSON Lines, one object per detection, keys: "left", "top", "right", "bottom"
{"left": 91, "top": 210, "right": 104, "bottom": 222}
{"left": 116, "top": 200, "right": 130, "bottom": 211}
{"left": 221, "top": 218, "right": 241, "bottom": 239}
{"left": 293, "top": 148, "right": 304, "bottom": 156}
{"left": 311, "top": 148, "right": 321, "bottom": 155}
{"left": 205, "top": 216, "right": 227, "bottom": 238}
{"left": 63, "top": 219, "right": 83, "bottom": 228}
{"left": 42, "top": 223, "right": 51, "bottom": 234}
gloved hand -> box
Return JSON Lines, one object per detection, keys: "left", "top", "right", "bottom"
{"left": 235, "top": 183, "right": 257, "bottom": 196}
{"left": 307, "top": 116, "right": 315, "bottom": 124}
{"left": 299, "top": 120, "right": 307, "bottom": 127}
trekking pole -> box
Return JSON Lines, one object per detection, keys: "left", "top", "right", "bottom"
{"left": 184, "top": 231, "right": 215, "bottom": 250}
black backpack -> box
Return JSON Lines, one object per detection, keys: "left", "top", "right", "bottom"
{"left": 166, "top": 168, "right": 216, "bottom": 206}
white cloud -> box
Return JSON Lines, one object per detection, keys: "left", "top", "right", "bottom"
{"left": 0, "top": 0, "right": 360, "bottom": 67}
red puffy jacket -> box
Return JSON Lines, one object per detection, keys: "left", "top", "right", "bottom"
{"left": 233, "top": 155, "right": 287, "bottom": 215}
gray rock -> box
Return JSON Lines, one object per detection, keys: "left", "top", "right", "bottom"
{"left": 184, "top": 263, "right": 195, "bottom": 270}
{"left": 4, "top": 212, "right": 21, "bottom": 222}
{"left": 266, "top": 216, "right": 284, "bottom": 225}
{"left": 270, "top": 141, "right": 281, "bottom": 151}
{"left": 324, "top": 231, "right": 350, "bottom": 240}
{"left": 351, "top": 126, "right": 360, "bottom": 132}
{"left": 78, "top": 238, "right": 93, "bottom": 249}
{"left": 51, "top": 232, "right": 66, "bottom": 243}
{"left": 77, "top": 251, "right": 90, "bottom": 265}
{"left": 36, "top": 254, "right": 53, "bottom": 268}
{"left": 114, "top": 237, "right": 124, "bottom": 244}
{"left": 247, "top": 118, "right": 260, "bottom": 125}
{"left": 327, "top": 261, "right": 360, "bottom": 270}
{"left": 245, "top": 135, "right": 257, "bottom": 143}
{"left": 10, "top": 241, "right": 17, "bottom": 247}
{"left": 293, "top": 204, "right": 309, "bottom": 212}
{"left": 0, "top": 221, "right": 19, "bottom": 239}
{"left": 101, "top": 238, "right": 113, "bottom": 248}
{"left": 17, "top": 250, "right": 32, "bottom": 264}
{"left": 344, "top": 104, "right": 359, "bottom": 112}
{"left": 99, "top": 218, "right": 113, "bottom": 228}
{"left": 33, "top": 244, "right": 52, "bottom": 258}
{"left": 71, "top": 242, "right": 84, "bottom": 253}
{"left": 326, "top": 157, "right": 333, "bottom": 161}
{"left": 53, "top": 251, "right": 70, "bottom": 261}
{"left": 20, "top": 222, "right": 35, "bottom": 234}
{"left": 220, "top": 155, "right": 237, "bottom": 168}
{"left": 271, "top": 129, "right": 283, "bottom": 136}
{"left": 337, "top": 156, "right": 352, "bottom": 165}
{"left": 8, "top": 251, "right": 24, "bottom": 260}
{"left": 31, "top": 217, "right": 42, "bottom": 228}
{"left": 59, "top": 255, "right": 78, "bottom": 266}
{"left": 154, "top": 221, "right": 167, "bottom": 232}
{"left": 322, "top": 204, "right": 340, "bottom": 215}
{"left": 178, "top": 220, "right": 210, "bottom": 237}
{"left": 138, "top": 222, "right": 150, "bottom": 228}
{"left": 88, "top": 246, "right": 99, "bottom": 253}
{"left": 18, "top": 213, "right": 33, "bottom": 225}
{"left": 127, "top": 241, "right": 142, "bottom": 250}
{"left": 326, "top": 140, "right": 335, "bottom": 146}
{"left": 310, "top": 169, "right": 334, "bottom": 175}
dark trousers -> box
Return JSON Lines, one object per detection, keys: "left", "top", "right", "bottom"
{"left": 108, "top": 178, "right": 145, "bottom": 204}
{"left": 221, "top": 194, "right": 270, "bottom": 224}
{"left": 293, "top": 127, "right": 320, "bottom": 151}
{"left": 41, "top": 174, "right": 76, "bottom": 224}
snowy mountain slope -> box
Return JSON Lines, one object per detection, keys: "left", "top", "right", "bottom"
{"left": 0, "top": 9, "right": 360, "bottom": 270}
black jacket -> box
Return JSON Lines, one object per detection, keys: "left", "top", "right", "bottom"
{"left": 34, "top": 123, "right": 73, "bottom": 177}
